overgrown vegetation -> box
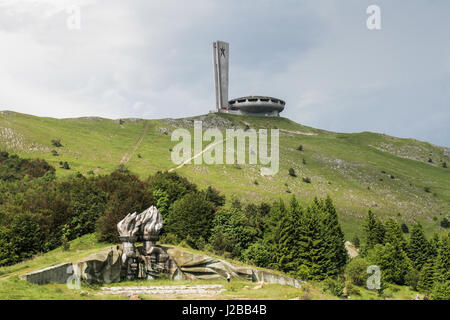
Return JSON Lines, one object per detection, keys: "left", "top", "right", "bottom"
{"left": 353, "top": 211, "right": 450, "bottom": 299}
{"left": 0, "top": 152, "right": 448, "bottom": 300}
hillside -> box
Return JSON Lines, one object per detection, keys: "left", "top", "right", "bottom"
{"left": 0, "top": 110, "right": 449, "bottom": 239}
{"left": 0, "top": 234, "right": 418, "bottom": 300}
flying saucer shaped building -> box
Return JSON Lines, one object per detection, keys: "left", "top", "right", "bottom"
{"left": 212, "top": 41, "right": 285, "bottom": 117}
{"left": 228, "top": 96, "right": 285, "bottom": 117}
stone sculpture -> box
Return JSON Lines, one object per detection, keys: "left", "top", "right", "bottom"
{"left": 22, "top": 205, "right": 305, "bottom": 288}
{"left": 117, "top": 206, "right": 172, "bottom": 280}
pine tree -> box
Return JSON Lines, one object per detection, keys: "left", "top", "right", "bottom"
{"left": 434, "top": 233, "right": 449, "bottom": 282}
{"left": 364, "top": 210, "right": 385, "bottom": 249}
{"left": 408, "top": 223, "right": 431, "bottom": 271}
{"left": 319, "top": 196, "right": 348, "bottom": 276}
{"left": 295, "top": 203, "right": 330, "bottom": 280}
{"left": 367, "top": 242, "right": 412, "bottom": 285}
{"left": 264, "top": 199, "right": 288, "bottom": 269}
{"left": 417, "top": 263, "right": 435, "bottom": 293}
{"left": 384, "top": 218, "right": 407, "bottom": 251}
{"left": 277, "top": 196, "right": 303, "bottom": 274}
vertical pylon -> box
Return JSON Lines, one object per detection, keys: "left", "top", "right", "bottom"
{"left": 213, "top": 41, "right": 229, "bottom": 111}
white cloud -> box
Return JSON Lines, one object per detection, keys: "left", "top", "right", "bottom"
{"left": 0, "top": 0, "right": 449, "bottom": 146}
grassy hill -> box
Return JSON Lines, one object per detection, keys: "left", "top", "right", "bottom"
{"left": 0, "top": 234, "right": 417, "bottom": 300}
{"left": 0, "top": 110, "right": 449, "bottom": 240}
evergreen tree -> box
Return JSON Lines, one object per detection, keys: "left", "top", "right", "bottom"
{"left": 165, "top": 192, "right": 215, "bottom": 248}
{"left": 433, "top": 233, "right": 449, "bottom": 282}
{"left": 263, "top": 199, "right": 288, "bottom": 268}
{"left": 408, "top": 223, "right": 431, "bottom": 271}
{"left": 363, "top": 210, "right": 385, "bottom": 249}
{"left": 294, "top": 202, "right": 330, "bottom": 280}
{"left": 384, "top": 218, "right": 407, "bottom": 251}
{"left": 277, "top": 197, "right": 303, "bottom": 274}
{"left": 352, "top": 235, "right": 360, "bottom": 248}
{"left": 319, "top": 196, "right": 348, "bottom": 276}
{"left": 417, "top": 263, "right": 435, "bottom": 293}
{"left": 367, "top": 242, "right": 412, "bottom": 285}
{"left": 401, "top": 223, "right": 409, "bottom": 234}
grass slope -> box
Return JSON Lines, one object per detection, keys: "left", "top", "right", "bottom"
{"left": 0, "top": 110, "right": 449, "bottom": 240}
{"left": 0, "top": 234, "right": 417, "bottom": 300}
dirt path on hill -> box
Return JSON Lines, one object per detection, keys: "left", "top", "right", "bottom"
{"left": 120, "top": 121, "right": 149, "bottom": 164}
{"left": 168, "top": 137, "right": 232, "bottom": 172}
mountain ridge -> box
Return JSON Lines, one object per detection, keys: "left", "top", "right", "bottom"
{"left": 0, "top": 110, "right": 448, "bottom": 239}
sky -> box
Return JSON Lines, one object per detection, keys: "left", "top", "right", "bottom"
{"left": 0, "top": 0, "right": 449, "bottom": 147}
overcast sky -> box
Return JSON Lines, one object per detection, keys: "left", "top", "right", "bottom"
{"left": 0, "top": 0, "right": 449, "bottom": 147}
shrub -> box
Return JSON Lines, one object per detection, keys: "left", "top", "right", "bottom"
{"left": 443, "top": 162, "right": 447, "bottom": 168}
{"left": 288, "top": 168, "right": 296, "bottom": 177}
{"left": 345, "top": 257, "right": 370, "bottom": 286}
{"left": 352, "top": 235, "right": 360, "bottom": 248}
{"left": 165, "top": 192, "right": 216, "bottom": 249}
{"left": 159, "top": 233, "right": 179, "bottom": 245}
{"left": 345, "top": 281, "right": 361, "bottom": 296}
{"left": 431, "top": 281, "right": 450, "bottom": 300}
{"left": 405, "top": 268, "right": 420, "bottom": 291}
{"left": 297, "top": 145, "right": 303, "bottom": 151}
{"left": 51, "top": 150, "right": 59, "bottom": 156}
{"left": 440, "top": 218, "right": 449, "bottom": 229}
{"left": 323, "top": 277, "right": 345, "bottom": 297}
{"left": 401, "top": 223, "right": 409, "bottom": 233}
{"left": 424, "top": 186, "right": 431, "bottom": 193}
{"left": 59, "top": 161, "right": 70, "bottom": 170}
{"left": 302, "top": 177, "right": 311, "bottom": 183}
{"left": 242, "top": 241, "right": 272, "bottom": 267}
{"left": 51, "top": 139, "right": 63, "bottom": 147}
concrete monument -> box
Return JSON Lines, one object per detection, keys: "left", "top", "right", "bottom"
{"left": 212, "top": 40, "right": 286, "bottom": 117}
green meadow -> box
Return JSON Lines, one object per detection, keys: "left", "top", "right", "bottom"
{"left": 0, "top": 110, "right": 449, "bottom": 241}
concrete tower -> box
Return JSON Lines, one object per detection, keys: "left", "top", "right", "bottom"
{"left": 213, "top": 41, "right": 229, "bottom": 111}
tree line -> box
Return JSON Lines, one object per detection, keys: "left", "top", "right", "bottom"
{"left": 0, "top": 152, "right": 448, "bottom": 299}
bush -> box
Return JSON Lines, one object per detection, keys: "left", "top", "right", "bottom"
{"left": 345, "top": 281, "right": 361, "bottom": 296}
{"left": 159, "top": 233, "right": 179, "bottom": 245}
{"left": 352, "top": 235, "right": 360, "bottom": 248}
{"left": 440, "top": 218, "right": 449, "bottom": 229}
{"left": 51, "top": 139, "right": 63, "bottom": 147}
{"left": 401, "top": 223, "right": 409, "bottom": 234}
{"left": 288, "top": 168, "right": 296, "bottom": 177}
{"left": 59, "top": 161, "right": 70, "bottom": 170}
{"left": 302, "top": 177, "right": 311, "bottom": 183}
{"left": 242, "top": 241, "right": 272, "bottom": 267}
{"left": 165, "top": 192, "right": 216, "bottom": 249}
{"left": 405, "top": 268, "right": 420, "bottom": 291}
{"left": 345, "top": 257, "right": 370, "bottom": 286}
{"left": 431, "top": 281, "right": 450, "bottom": 300}
{"left": 323, "top": 277, "right": 345, "bottom": 297}
{"left": 297, "top": 145, "right": 303, "bottom": 151}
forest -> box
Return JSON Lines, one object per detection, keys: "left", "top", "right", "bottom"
{"left": 0, "top": 152, "right": 448, "bottom": 299}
